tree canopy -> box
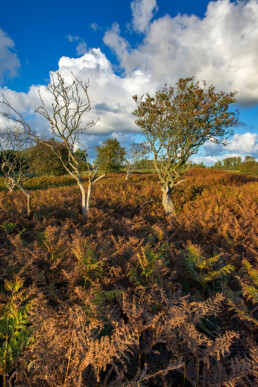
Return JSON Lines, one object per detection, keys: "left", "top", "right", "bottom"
{"left": 133, "top": 77, "right": 239, "bottom": 214}
{"left": 24, "top": 140, "right": 69, "bottom": 176}
{"left": 95, "top": 138, "right": 126, "bottom": 175}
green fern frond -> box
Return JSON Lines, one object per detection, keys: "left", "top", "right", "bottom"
{"left": 103, "top": 289, "right": 124, "bottom": 301}
{"left": 203, "top": 264, "right": 235, "bottom": 283}
{"left": 0, "top": 222, "right": 15, "bottom": 234}
{"left": 0, "top": 277, "right": 32, "bottom": 379}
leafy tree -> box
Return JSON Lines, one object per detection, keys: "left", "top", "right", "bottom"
{"left": 95, "top": 138, "right": 126, "bottom": 175}
{"left": 239, "top": 160, "right": 258, "bottom": 177}
{"left": 191, "top": 161, "right": 206, "bottom": 168}
{"left": 135, "top": 158, "right": 154, "bottom": 171}
{"left": 213, "top": 160, "right": 223, "bottom": 169}
{"left": 222, "top": 157, "right": 242, "bottom": 170}
{"left": 74, "top": 148, "right": 90, "bottom": 172}
{"left": 24, "top": 139, "right": 69, "bottom": 176}
{"left": 133, "top": 77, "right": 238, "bottom": 215}
{"left": 245, "top": 155, "right": 255, "bottom": 162}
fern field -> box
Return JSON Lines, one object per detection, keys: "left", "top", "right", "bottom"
{"left": 0, "top": 169, "right": 257, "bottom": 386}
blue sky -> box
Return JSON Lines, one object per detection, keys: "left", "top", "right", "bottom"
{"left": 0, "top": 0, "right": 257, "bottom": 164}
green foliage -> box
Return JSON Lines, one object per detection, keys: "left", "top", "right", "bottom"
{"left": 129, "top": 246, "right": 168, "bottom": 286}
{"left": 181, "top": 243, "right": 235, "bottom": 295}
{"left": 103, "top": 289, "right": 124, "bottom": 302}
{"left": 239, "top": 259, "right": 258, "bottom": 303}
{"left": 226, "top": 290, "right": 258, "bottom": 327}
{"left": 211, "top": 156, "right": 258, "bottom": 177}
{"left": 24, "top": 139, "right": 69, "bottom": 176}
{"left": 0, "top": 277, "right": 32, "bottom": 383}
{"left": 133, "top": 77, "right": 238, "bottom": 214}
{"left": 1, "top": 222, "right": 15, "bottom": 234}
{"left": 74, "top": 148, "right": 90, "bottom": 171}
{"left": 135, "top": 158, "right": 154, "bottom": 171}
{"left": 191, "top": 161, "right": 206, "bottom": 168}
{"left": 95, "top": 138, "right": 126, "bottom": 174}
{"left": 73, "top": 239, "right": 106, "bottom": 286}
{"left": 222, "top": 156, "right": 242, "bottom": 170}
{"left": 213, "top": 160, "right": 223, "bottom": 169}
{"left": 0, "top": 150, "right": 29, "bottom": 177}
{"left": 239, "top": 160, "right": 258, "bottom": 177}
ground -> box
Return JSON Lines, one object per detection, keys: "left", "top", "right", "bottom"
{"left": 0, "top": 169, "right": 257, "bottom": 386}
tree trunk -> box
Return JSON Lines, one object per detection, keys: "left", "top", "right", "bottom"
{"left": 125, "top": 170, "right": 130, "bottom": 182}
{"left": 162, "top": 184, "right": 175, "bottom": 216}
{"left": 78, "top": 182, "right": 87, "bottom": 216}
{"left": 26, "top": 193, "right": 32, "bottom": 218}
{"left": 86, "top": 179, "right": 93, "bottom": 216}
{"left": 15, "top": 183, "right": 32, "bottom": 218}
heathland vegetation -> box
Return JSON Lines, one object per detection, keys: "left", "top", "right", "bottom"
{"left": 0, "top": 170, "right": 257, "bottom": 386}
{"left": 0, "top": 75, "right": 257, "bottom": 386}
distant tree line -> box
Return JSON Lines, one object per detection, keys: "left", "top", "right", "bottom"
{"left": 191, "top": 156, "right": 257, "bottom": 177}
{"left": 210, "top": 155, "right": 257, "bottom": 176}
{"left": 0, "top": 138, "right": 151, "bottom": 177}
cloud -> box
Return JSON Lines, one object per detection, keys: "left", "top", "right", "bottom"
{"left": 130, "top": 0, "right": 158, "bottom": 33}
{"left": 0, "top": 48, "right": 152, "bottom": 142}
{"left": 67, "top": 34, "right": 87, "bottom": 56}
{"left": 104, "top": 23, "right": 131, "bottom": 68}
{"left": 67, "top": 34, "right": 80, "bottom": 42}
{"left": 0, "top": 28, "right": 20, "bottom": 84}
{"left": 76, "top": 42, "right": 87, "bottom": 55}
{"left": 202, "top": 132, "right": 258, "bottom": 163}
{"left": 191, "top": 155, "right": 223, "bottom": 165}
{"left": 191, "top": 153, "right": 246, "bottom": 166}
{"left": 227, "top": 132, "right": 258, "bottom": 155}
{"left": 104, "top": 0, "right": 258, "bottom": 106}
{"left": 203, "top": 141, "right": 225, "bottom": 156}
{"left": 0, "top": 0, "right": 257, "bottom": 159}
{"left": 90, "top": 23, "right": 101, "bottom": 31}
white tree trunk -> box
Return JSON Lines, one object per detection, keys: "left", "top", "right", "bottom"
{"left": 19, "top": 187, "right": 32, "bottom": 218}
{"left": 86, "top": 179, "right": 92, "bottom": 217}
{"left": 26, "top": 194, "right": 32, "bottom": 218}
{"left": 78, "top": 182, "right": 87, "bottom": 216}
{"left": 125, "top": 170, "right": 131, "bottom": 182}
{"left": 8, "top": 176, "right": 32, "bottom": 217}
{"left": 162, "top": 184, "right": 175, "bottom": 216}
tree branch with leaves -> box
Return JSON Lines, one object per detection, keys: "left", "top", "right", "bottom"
{"left": 133, "top": 77, "right": 239, "bottom": 215}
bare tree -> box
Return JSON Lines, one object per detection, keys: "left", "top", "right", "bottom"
{"left": 125, "top": 142, "right": 150, "bottom": 181}
{"left": 0, "top": 127, "right": 34, "bottom": 217}
{"left": 0, "top": 72, "right": 105, "bottom": 217}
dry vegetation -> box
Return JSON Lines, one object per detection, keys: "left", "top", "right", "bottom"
{"left": 0, "top": 169, "right": 257, "bottom": 386}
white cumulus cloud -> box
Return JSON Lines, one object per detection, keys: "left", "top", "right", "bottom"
{"left": 200, "top": 132, "right": 258, "bottom": 164}
{"left": 227, "top": 132, "right": 258, "bottom": 155}
{"left": 130, "top": 0, "right": 158, "bottom": 33}
{"left": 0, "top": 28, "right": 20, "bottom": 84}
{"left": 1, "top": 0, "right": 258, "bottom": 159}
{"left": 105, "top": 0, "right": 258, "bottom": 106}
{"left": 0, "top": 48, "right": 153, "bottom": 143}
{"left": 90, "top": 23, "right": 101, "bottom": 31}
{"left": 76, "top": 42, "right": 87, "bottom": 55}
